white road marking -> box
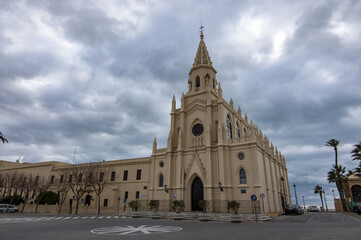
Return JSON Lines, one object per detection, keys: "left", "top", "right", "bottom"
{"left": 91, "top": 225, "right": 182, "bottom": 236}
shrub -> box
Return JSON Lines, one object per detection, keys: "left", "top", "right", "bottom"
{"left": 35, "top": 191, "right": 58, "bottom": 204}
{"left": 172, "top": 200, "right": 184, "bottom": 213}
{"left": 148, "top": 200, "right": 160, "bottom": 212}
{"left": 128, "top": 200, "right": 141, "bottom": 211}
{"left": 198, "top": 200, "right": 209, "bottom": 213}
{"left": 227, "top": 201, "right": 240, "bottom": 215}
{"left": 0, "top": 195, "right": 24, "bottom": 205}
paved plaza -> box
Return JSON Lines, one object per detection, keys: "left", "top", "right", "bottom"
{"left": 0, "top": 212, "right": 360, "bottom": 240}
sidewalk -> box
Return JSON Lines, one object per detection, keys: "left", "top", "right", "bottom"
{"left": 119, "top": 211, "right": 275, "bottom": 222}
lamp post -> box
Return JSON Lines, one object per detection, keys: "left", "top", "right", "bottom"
{"left": 302, "top": 195, "right": 306, "bottom": 210}
{"left": 293, "top": 183, "right": 299, "bottom": 206}
{"left": 332, "top": 190, "right": 335, "bottom": 199}
{"left": 323, "top": 191, "right": 328, "bottom": 212}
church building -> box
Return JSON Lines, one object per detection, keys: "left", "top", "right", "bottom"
{"left": 0, "top": 31, "right": 291, "bottom": 214}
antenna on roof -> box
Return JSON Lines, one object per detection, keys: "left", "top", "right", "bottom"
{"left": 72, "top": 147, "right": 77, "bottom": 164}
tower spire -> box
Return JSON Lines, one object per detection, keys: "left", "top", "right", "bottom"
{"left": 189, "top": 25, "right": 216, "bottom": 76}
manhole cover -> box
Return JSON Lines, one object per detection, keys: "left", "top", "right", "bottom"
{"left": 91, "top": 225, "right": 182, "bottom": 235}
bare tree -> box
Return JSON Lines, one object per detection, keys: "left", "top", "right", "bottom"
{"left": 34, "top": 176, "right": 51, "bottom": 214}
{"left": 0, "top": 172, "right": 5, "bottom": 198}
{"left": 88, "top": 162, "right": 113, "bottom": 215}
{"left": 54, "top": 172, "right": 70, "bottom": 214}
{"left": 20, "top": 174, "right": 37, "bottom": 213}
{"left": 64, "top": 164, "right": 93, "bottom": 215}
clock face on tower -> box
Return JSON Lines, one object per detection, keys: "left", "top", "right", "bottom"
{"left": 192, "top": 123, "right": 204, "bottom": 136}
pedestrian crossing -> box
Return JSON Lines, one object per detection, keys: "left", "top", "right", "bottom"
{"left": 0, "top": 215, "right": 122, "bottom": 224}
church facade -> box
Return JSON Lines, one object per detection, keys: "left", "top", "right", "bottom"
{"left": 0, "top": 32, "right": 291, "bottom": 214}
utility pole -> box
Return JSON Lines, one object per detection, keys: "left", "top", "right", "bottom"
{"left": 293, "top": 183, "right": 299, "bottom": 206}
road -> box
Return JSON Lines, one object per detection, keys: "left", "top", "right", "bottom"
{"left": 0, "top": 212, "right": 359, "bottom": 240}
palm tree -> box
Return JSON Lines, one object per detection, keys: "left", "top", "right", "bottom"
{"left": 351, "top": 142, "right": 361, "bottom": 161}
{"left": 314, "top": 185, "right": 324, "bottom": 211}
{"left": 327, "top": 165, "right": 348, "bottom": 211}
{"left": 326, "top": 139, "right": 340, "bottom": 166}
{"left": 0, "top": 132, "right": 8, "bottom": 144}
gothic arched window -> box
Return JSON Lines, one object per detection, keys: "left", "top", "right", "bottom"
{"left": 196, "top": 76, "right": 200, "bottom": 87}
{"left": 240, "top": 168, "right": 247, "bottom": 184}
{"left": 236, "top": 121, "right": 240, "bottom": 138}
{"left": 226, "top": 114, "right": 232, "bottom": 139}
{"left": 159, "top": 174, "right": 164, "bottom": 187}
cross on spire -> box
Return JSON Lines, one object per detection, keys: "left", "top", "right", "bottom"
{"left": 200, "top": 20, "right": 204, "bottom": 34}
{"left": 200, "top": 20, "right": 204, "bottom": 40}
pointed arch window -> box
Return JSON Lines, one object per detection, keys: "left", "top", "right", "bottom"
{"left": 240, "top": 168, "right": 247, "bottom": 184}
{"left": 159, "top": 174, "right": 164, "bottom": 187}
{"left": 236, "top": 121, "right": 240, "bottom": 138}
{"left": 196, "top": 76, "right": 200, "bottom": 87}
{"left": 226, "top": 114, "right": 232, "bottom": 139}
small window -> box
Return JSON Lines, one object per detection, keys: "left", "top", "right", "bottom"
{"left": 69, "top": 175, "right": 73, "bottom": 183}
{"left": 60, "top": 175, "right": 64, "bottom": 183}
{"left": 123, "top": 170, "right": 128, "bottom": 181}
{"left": 159, "top": 161, "right": 164, "bottom": 168}
{"left": 241, "top": 189, "right": 247, "bottom": 194}
{"left": 136, "top": 169, "right": 142, "bottom": 180}
{"left": 196, "top": 76, "right": 200, "bottom": 87}
{"left": 136, "top": 191, "right": 140, "bottom": 199}
{"left": 143, "top": 186, "right": 147, "bottom": 190}
{"left": 78, "top": 173, "right": 83, "bottom": 182}
{"left": 159, "top": 174, "right": 164, "bottom": 187}
{"left": 111, "top": 171, "right": 116, "bottom": 181}
{"left": 124, "top": 191, "right": 128, "bottom": 199}
{"left": 99, "top": 172, "right": 104, "bottom": 182}
{"left": 238, "top": 153, "right": 245, "bottom": 160}
{"left": 50, "top": 175, "right": 55, "bottom": 184}
{"left": 240, "top": 168, "right": 247, "bottom": 184}
{"left": 104, "top": 199, "right": 108, "bottom": 207}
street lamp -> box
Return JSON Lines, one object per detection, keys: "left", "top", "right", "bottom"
{"left": 164, "top": 185, "right": 169, "bottom": 193}
{"left": 323, "top": 191, "right": 328, "bottom": 212}
{"left": 302, "top": 195, "right": 306, "bottom": 210}
{"left": 218, "top": 182, "right": 223, "bottom": 192}
{"left": 293, "top": 183, "right": 299, "bottom": 206}
{"left": 332, "top": 190, "right": 336, "bottom": 199}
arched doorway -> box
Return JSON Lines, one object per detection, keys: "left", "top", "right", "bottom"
{"left": 351, "top": 185, "right": 361, "bottom": 202}
{"left": 191, "top": 177, "right": 204, "bottom": 211}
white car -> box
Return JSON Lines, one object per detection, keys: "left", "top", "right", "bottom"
{"left": 0, "top": 204, "right": 18, "bottom": 213}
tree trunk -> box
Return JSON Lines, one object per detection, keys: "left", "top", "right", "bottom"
{"left": 97, "top": 194, "right": 101, "bottom": 215}
{"left": 335, "top": 148, "right": 338, "bottom": 167}
{"left": 75, "top": 198, "right": 80, "bottom": 215}
{"left": 320, "top": 193, "right": 324, "bottom": 211}
{"left": 336, "top": 180, "right": 347, "bottom": 212}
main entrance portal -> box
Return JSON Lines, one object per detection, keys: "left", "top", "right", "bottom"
{"left": 191, "top": 177, "right": 204, "bottom": 211}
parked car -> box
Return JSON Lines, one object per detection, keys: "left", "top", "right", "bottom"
{"left": 353, "top": 205, "right": 361, "bottom": 215}
{"left": 0, "top": 204, "right": 18, "bottom": 213}
{"left": 307, "top": 206, "right": 319, "bottom": 212}
{"left": 298, "top": 206, "right": 304, "bottom": 214}
{"left": 285, "top": 204, "right": 301, "bottom": 215}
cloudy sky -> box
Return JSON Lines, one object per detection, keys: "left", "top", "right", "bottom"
{"left": 1, "top": 0, "right": 360, "bottom": 208}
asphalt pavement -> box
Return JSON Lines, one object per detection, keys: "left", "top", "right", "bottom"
{"left": 0, "top": 212, "right": 359, "bottom": 240}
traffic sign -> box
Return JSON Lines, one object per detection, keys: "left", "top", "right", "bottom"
{"left": 260, "top": 193, "right": 265, "bottom": 198}
{"left": 251, "top": 195, "right": 257, "bottom": 201}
